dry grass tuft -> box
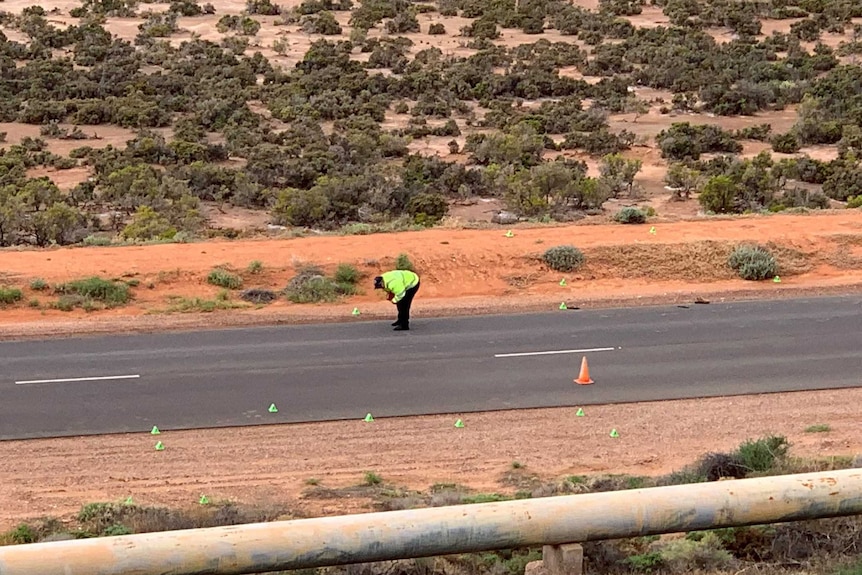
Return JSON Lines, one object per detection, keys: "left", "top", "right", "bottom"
{"left": 765, "top": 241, "right": 815, "bottom": 275}
{"left": 584, "top": 241, "right": 737, "bottom": 281}
{"left": 823, "top": 233, "right": 862, "bottom": 270}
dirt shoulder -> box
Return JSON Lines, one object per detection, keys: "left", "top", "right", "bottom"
{"left": 1, "top": 210, "right": 862, "bottom": 340}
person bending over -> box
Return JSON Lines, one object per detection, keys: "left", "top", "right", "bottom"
{"left": 374, "top": 270, "right": 420, "bottom": 331}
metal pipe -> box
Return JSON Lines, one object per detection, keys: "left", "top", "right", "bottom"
{"left": 1, "top": 469, "right": 861, "bottom": 575}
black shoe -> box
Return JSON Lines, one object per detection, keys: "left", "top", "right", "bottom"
{"left": 393, "top": 325, "right": 409, "bottom": 331}
{"left": 391, "top": 321, "right": 400, "bottom": 326}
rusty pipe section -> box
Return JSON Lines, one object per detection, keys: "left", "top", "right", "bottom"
{"left": 1, "top": 469, "right": 861, "bottom": 575}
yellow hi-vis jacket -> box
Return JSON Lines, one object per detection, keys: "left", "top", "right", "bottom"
{"left": 381, "top": 270, "right": 419, "bottom": 303}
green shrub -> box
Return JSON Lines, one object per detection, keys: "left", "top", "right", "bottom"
{"left": 53, "top": 294, "right": 88, "bottom": 311}
{"left": 284, "top": 266, "right": 338, "bottom": 303}
{"left": 0, "top": 287, "right": 24, "bottom": 305}
{"left": 658, "top": 532, "right": 734, "bottom": 572}
{"left": 287, "top": 276, "right": 338, "bottom": 302}
{"left": 362, "top": 471, "right": 382, "bottom": 486}
{"left": 207, "top": 268, "right": 243, "bottom": 289}
{"left": 246, "top": 260, "right": 263, "bottom": 274}
{"left": 847, "top": 195, "right": 862, "bottom": 209}
{"left": 82, "top": 234, "right": 113, "bottom": 247}
{"left": 395, "top": 253, "right": 415, "bottom": 272}
{"left": 103, "top": 524, "right": 133, "bottom": 537}
{"left": 733, "top": 435, "right": 790, "bottom": 473}
{"left": 772, "top": 132, "right": 801, "bottom": 154}
{"left": 728, "top": 245, "right": 778, "bottom": 281}
{"left": 613, "top": 206, "right": 648, "bottom": 224}
{"left": 29, "top": 278, "right": 49, "bottom": 291}
{"left": 542, "top": 245, "right": 585, "bottom": 272}
{"left": 407, "top": 192, "right": 448, "bottom": 226}
{"left": 334, "top": 263, "right": 360, "bottom": 285}
{"left": 624, "top": 551, "right": 664, "bottom": 573}
{"left": 9, "top": 524, "right": 36, "bottom": 544}
{"left": 54, "top": 277, "right": 131, "bottom": 306}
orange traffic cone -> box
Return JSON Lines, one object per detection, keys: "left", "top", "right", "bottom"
{"left": 574, "top": 356, "right": 594, "bottom": 385}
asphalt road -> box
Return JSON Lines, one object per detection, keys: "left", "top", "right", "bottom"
{"left": 2, "top": 295, "right": 861, "bottom": 440}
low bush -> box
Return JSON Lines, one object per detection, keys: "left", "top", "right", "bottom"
{"left": 283, "top": 265, "right": 338, "bottom": 303}
{"left": 29, "top": 278, "right": 49, "bottom": 291}
{"left": 772, "top": 132, "right": 801, "bottom": 154}
{"left": 207, "top": 268, "right": 243, "bottom": 289}
{"left": 613, "top": 206, "right": 648, "bottom": 224}
{"left": 334, "top": 263, "right": 360, "bottom": 285}
{"left": 54, "top": 277, "right": 131, "bottom": 306}
{"left": 658, "top": 532, "right": 736, "bottom": 572}
{"left": 734, "top": 435, "right": 790, "bottom": 473}
{"left": 847, "top": 195, "right": 862, "bottom": 209}
{"left": 728, "top": 244, "right": 778, "bottom": 280}
{"left": 542, "top": 245, "right": 585, "bottom": 272}
{"left": 395, "top": 253, "right": 415, "bottom": 272}
{"left": 0, "top": 287, "right": 24, "bottom": 305}
{"left": 246, "top": 260, "right": 263, "bottom": 274}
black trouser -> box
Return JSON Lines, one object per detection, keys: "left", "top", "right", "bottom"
{"left": 395, "top": 281, "right": 420, "bottom": 327}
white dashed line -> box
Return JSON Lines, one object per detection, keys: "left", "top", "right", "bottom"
{"left": 494, "top": 347, "right": 618, "bottom": 358}
{"left": 15, "top": 374, "right": 141, "bottom": 385}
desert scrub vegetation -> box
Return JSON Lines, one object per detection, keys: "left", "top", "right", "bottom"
{"left": 613, "top": 206, "right": 648, "bottom": 224}
{"left": 283, "top": 263, "right": 362, "bottom": 303}
{"left": 728, "top": 244, "right": 779, "bottom": 281}
{"left": 53, "top": 277, "right": 132, "bottom": 308}
{"left": 0, "top": 286, "right": 24, "bottom": 305}
{"left": 162, "top": 293, "right": 249, "bottom": 313}
{"left": 206, "top": 267, "right": 244, "bottom": 290}
{"left": 0, "top": 0, "right": 860, "bottom": 245}
{"left": 542, "top": 245, "right": 585, "bottom": 272}
{"left": 394, "top": 253, "right": 415, "bottom": 272}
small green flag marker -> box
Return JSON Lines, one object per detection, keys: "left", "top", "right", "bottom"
{"left": 505, "top": 230, "right": 514, "bottom": 238}
{"left": 124, "top": 496, "right": 134, "bottom": 505}
{"left": 576, "top": 408, "right": 585, "bottom": 417}
{"left": 649, "top": 226, "right": 656, "bottom": 234}
{"left": 154, "top": 441, "right": 165, "bottom": 451}
{"left": 559, "top": 278, "right": 567, "bottom": 286}
{"left": 352, "top": 307, "right": 361, "bottom": 316}
{"left": 609, "top": 429, "right": 620, "bottom": 438}
{"left": 268, "top": 403, "right": 278, "bottom": 413}
{"left": 559, "top": 302, "right": 567, "bottom": 310}
{"left": 150, "top": 425, "right": 160, "bottom": 435}
{"left": 454, "top": 419, "right": 464, "bottom": 428}
{"left": 199, "top": 495, "right": 210, "bottom": 505}
{"left": 364, "top": 413, "right": 374, "bottom": 422}
{"left": 773, "top": 276, "right": 781, "bottom": 283}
